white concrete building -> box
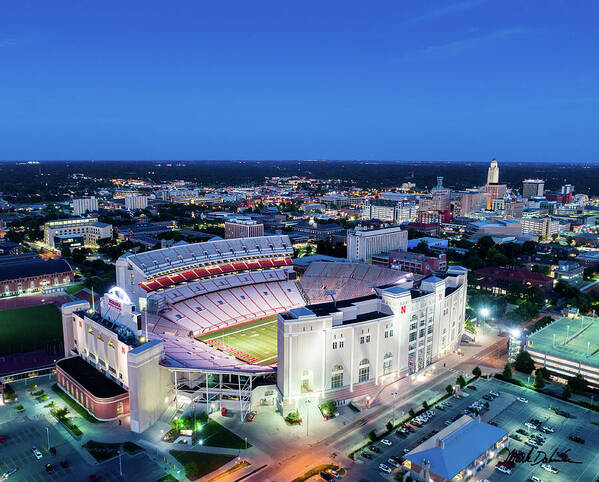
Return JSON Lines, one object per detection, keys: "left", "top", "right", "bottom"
{"left": 347, "top": 225, "right": 408, "bottom": 262}
{"left": 72, "top": 197, "right": 99, "bottom": 216}
{"left": 277, "top": 267, "right": 467, "bottom": 407}
{"left": 124, "top": 195, "right": 148, "bottom": 211}
{"left": 519, "top": 217, "right": 560, "bottom": 239}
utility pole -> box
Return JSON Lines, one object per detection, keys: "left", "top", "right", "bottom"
{"left": 392, "top": 392, "right": 398, "bottom": 426}
{"left": 119, "top": 450, "right": 123, "bottom": 476}
{"left": 306, "top": 399, "right": 313, "bottom": 468}
{"left": 46, "top": 427, "right": 50, "bottom": 450}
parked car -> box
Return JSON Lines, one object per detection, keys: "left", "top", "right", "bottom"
{"left": 381, "top": 439, "right": 392, "bottom": 446}
{"left": 496, "top": 465, "right": 512, "bottom": 474}
{"left": 509, "top": 434, "right": 522, "bottom": 441}
{"left": 517, "top": 397, "right": 529, "bottom": 403}
{"left": 1, "top": 468, "right": 18, "bottom": 479}
{"left": 379, "top": 464, "right": 392, "bottom": 474}
{"left": 525, "top": 422, "right": 537, "bottom": 429}
{"left": 369, "top": 445, "right": 381, "bottom": 453}
{"left": 541, "top": 463, "right": 558, "bottom": 474}
{"left": 32, "top": 447, "right": 43, "bottom": 460}
{"left": 517, "top": 429, "right": 528, "bottom": 436}
{"left": 387, "top": 458, "right": 400, "bottom": 468}
{"left": 45, "top": 464, "right": 54, "bottom": 474}
{"left": 360, "top": 452, "right": 372, "bottom": 459}
{"left": 467, "top": 385, "right": 477, "bottom": 390}
{"left": 525, "top": 439, "right": 539, "bottom": 448}
{"left": 246, "top": 411, "right": 257, "bottom": 422}
{"left": 320, "top": 471, "right": 334, "bottom": 481}
{"left": 569, "top": 435, "right": 584, "bottom": 444}
{"left": 403, "top": 448, "right": 410, "bottom": 454}
{"left": 542, "top": 426, "right": 554, "bottom": 433}
{"left": 483, "top": 394, "right": 493, "bottom": 401}
{"left": 490, "top": 391, "right": 500, "bottom": 397}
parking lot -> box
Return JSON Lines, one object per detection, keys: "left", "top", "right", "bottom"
{"left": 0, "top": 379, "right": 169, "bottom": 482}
{"left": 348, "top": 377, "right": 599, "bottom": 482}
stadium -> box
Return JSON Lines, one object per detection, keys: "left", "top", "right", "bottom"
{"left": 60, "top": 235, "right": 467, "bottom": 433}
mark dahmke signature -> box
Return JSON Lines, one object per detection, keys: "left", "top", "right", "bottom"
{"left": 501, "top": 446, "right": 582, "bottom": 466}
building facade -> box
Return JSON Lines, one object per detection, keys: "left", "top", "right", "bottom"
{"left": 362, "top": 199, "right": 418, "bottom": 224}
{"left": 277, "top": 268, "right": 467, "bottom": 407}
{"left": 124, "top": 195, "right": 149, "bottom": 211}
{"left": 519, "top": 217, "right": 560, "bottom": 239}
{"left": 346, "top": 225, "right": 408, "bottom": 262}
{"left": 44, "top": 218, "right": 113, "bottom": 249}
{"left": 72, "top": 197, "right": 99, "bottom": 216}
{"left": 0, "top": 257, "right": 73, "bottom": 296}
{"left": 224, "top": 219, "right": 265, "bottom": 239}
{"left": 522, "top": 179, "right": 545, "bottom": 198}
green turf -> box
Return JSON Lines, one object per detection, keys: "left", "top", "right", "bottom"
{"left": 169, "top": 450, "right": 235, "bottom": 481}
{"left": 196, "top": 315, "right": 278, "bottom": 365}
{"left": 0, "top": 304, "right": 62, "bottom": 355}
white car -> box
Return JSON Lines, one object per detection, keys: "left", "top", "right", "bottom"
{"left": 525, "top": 439, "right": 539, "bottom": 448}
{"left": 496, "top": 465, "right": 512, "bottom": 474}
{"left": 541, "top": 464, "right": 558, "bottom": 474}
{"left": 525, "top": 422, "right": 537, "bottom": 429}
{"left": 403, "top": 448, "right": 410, "bottom": 454}
{"left": 387, "top": 458, "right": 400, "bottom": 468}
{"left": 490, "top": 391, "right": 500, "bottom": 397}
{"left": 381, "top": 439, "right": 392, "bottom": 446}
{"left": 31, "top": 446, "right": 42, "bottom": 460}
{"left": 1, "top": 468, "right": 18, "bottom": 479}
{"left": 379, "top": 463, "right": 392, "bottom": 474}
{"left": 542, "top": 426, "right": 554, "bottom": 433}
{"left": 517, "top": 397, "right": 529, "bottom": 403}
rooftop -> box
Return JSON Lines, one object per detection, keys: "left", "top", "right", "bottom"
{"left": 405, "top": 415, "right": 507, "bottom": 480}
{"left": 0, "top": 258, "right": 73, "bottom": 282}
{"left": 56, "top": 356, "right": 127, "bottom": 399}
{"left": 527, "top": 316, "right": 599, "bottom": 369}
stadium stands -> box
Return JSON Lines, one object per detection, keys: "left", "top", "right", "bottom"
{"left": 298, "top": 261, "right": 415, "bottom": 304}
{"left": 151, "top": 269, "right": 304, "bottom": 336}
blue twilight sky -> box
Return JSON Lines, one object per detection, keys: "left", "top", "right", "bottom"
{"left": 0, "top": 1, "right": 598, "bottom": 162}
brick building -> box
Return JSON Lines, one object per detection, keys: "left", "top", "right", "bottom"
{"left": 0, "top": 256, "right": 74, "bottom": 296}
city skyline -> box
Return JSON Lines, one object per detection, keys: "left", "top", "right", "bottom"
{"left": 1, "top": 1, "right": 598, "bottom": 161}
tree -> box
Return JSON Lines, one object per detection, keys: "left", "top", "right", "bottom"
{"left": 408, "top": 408, "right": 415, "bottom": 418}
{"left": 534, "top": 370, "right": 546, "bottom": 389}
{"left": 537, "top": 366, "right": 550, "bottom": 380}
{"left": 562, "top": 385, "right": 572, "bottom": 400}
{"left": 368, "top": 430, "right": 377, "bottom": 442}
{"left": 568, "top": 374, "right": 589, "bottom": 393}
{"left": 422, "top": 400, "right": 429, "bottom": 410}
{"left": 386, "top": 421, "right": 393, "bottom": 432}
{"left": 445, "top": 384, "right": 454, "bottom": 395}
{"left": 456, "top": 375, "right": 466, "bottom": 388}
{"left": 472, "top": 366, "right": 482, "bottom": 378}
{"left": 502, "top": 363, "right": 513, "bottom": 379}
{"left": 514, "top": 351, "right": 536, "bottom": 374}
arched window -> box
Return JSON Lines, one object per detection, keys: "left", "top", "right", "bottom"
{"left": 358, "top": 359, "right": 370, "bottom": 383}
{"left": 383, "top": 352, "right": 393, "bottom": 375}
{"left": 331, "top": 364, "right": 344, "bottom": 389}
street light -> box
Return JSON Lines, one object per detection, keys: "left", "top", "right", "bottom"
{"left": 46, "top": 427, "right": 50, "bottom": 451}
{"left": 305, "top": 399, "right": 313, "bottom": 468}
{"left": 480, "top": 308, "right": 490, "bottom": 318}
{"left": 392, "top": 392, "right": 398, "bottom": 426}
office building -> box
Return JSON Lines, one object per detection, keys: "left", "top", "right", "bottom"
{"left": 487, "top": 158, "right": 499, "bottom": 184}
{"left": 72, "top": 197, "right": 99, "bottom": 216}
{"left": 346, "top": 225, "right": 408, "bottom": 262}
{"left": 522, "top": 179, "right": 545, "bottom": 198}
{"left": 385, "top": 251, "right": 447, "bottom": 275}
{"left": 224, "top": 219, "right": 265, "bottom": 239}
{"left": 44, "top": 218, "right": 113, "bottom": 249}
{"left": 519, "top": 217, "right": 560, "bottom": 239}
{"left": 362, "top": 199, "right": 418, "bottom": 223}
{"left": 124, "top": 195, "right": 148, "bottom": 211}
{"left": 555, "top": 260, "right": 584, "bottom": 287}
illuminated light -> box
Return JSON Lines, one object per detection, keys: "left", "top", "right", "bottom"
{"left": 480, "top": 308, "right": 490, "bottom": 318}
{"left": 510, "top": 328, "right": 522, "bottom": 339}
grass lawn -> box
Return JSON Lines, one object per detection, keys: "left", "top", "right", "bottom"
{"left": 83, "top": 440, "right": 120, "bottom": 462}
{"left": 0, "top": 304, "right": 62, "bottom": 355}
{"left": 196, "top": 315, "right": 278, "bottom": 365}
{"left": 169, "top": 450, "right": 235, "bottom": 481}
{"left": 201, "top": 420, "right": 250, "bottom": 449}
{"left": 65, "top": 283, "right": 84, "bottom": 295}
{"left": 51, "top": 384, "right": 103, "bottom": 423}
{"left": 157, "top": 475, "right": 178, "bottom": 482}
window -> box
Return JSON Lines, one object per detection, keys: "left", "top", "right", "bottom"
{"left": 331, "top": 364, "right": 344, "bottom": 389}
{"left": 358, "top": 359, "right": 370, "bottom": 383}
{"left": 390, "top": 329, "right": 394, "bottom": 337}
{"left": 427, "top": 325, "right": 433, "bottom": 334}
{"left": 360, "top": 336, "right": 365, "bottom": 344}
{"left": 409, "top": 332, "right": 417, "bottom": 342}
{"left": 384, "top": 330, "right": 389, "bottom": 338}
{"left": 332, "top": 341, "right": 338, "bottom": 349}
{"left": 383, "top": 353, "right": 392, "bottom": 375}
{"left": 365, "top": 335, "right": 371, "bottom": 343}
{"left": 410, "top": 322, "right": 417, "bottom": 331}
{"left": 339, "top": 340, "right": 344, "bottom": 348}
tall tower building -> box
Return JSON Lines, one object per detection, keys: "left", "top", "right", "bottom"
{"left": 487, "top": 158, "right": 499, "bottom": 184}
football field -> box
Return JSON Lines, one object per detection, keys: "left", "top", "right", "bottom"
{"left": 196, "top": 315, "right": 278, "bottom": 365}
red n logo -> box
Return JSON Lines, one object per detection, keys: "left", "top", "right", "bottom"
{"left": 401, "top": 306, "right": 406, "bottom": 314}
{"left": 121, "top": 347, "right": 126, "bottom": 355}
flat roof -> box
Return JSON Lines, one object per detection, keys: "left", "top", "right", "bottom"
{"left": 57, "top": 356, "right": 127, "bottom": 399}
{"left": 527, "top": 316, "right": 599, "bottom": 368}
